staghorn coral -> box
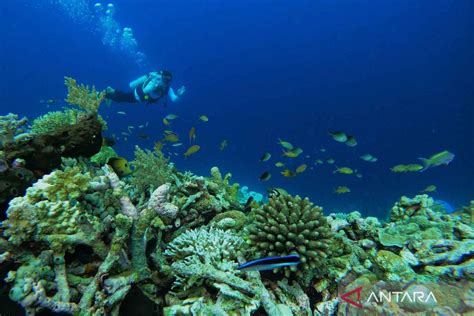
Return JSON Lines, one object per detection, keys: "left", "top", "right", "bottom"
{"left": 0, "top": 113, "right": 29, "bottom": 146}
{"left": 64, "top": 77, "right": 105, "bottom": 114}
{"left": 247, "top": 193, "right": 334, "bottom": 280}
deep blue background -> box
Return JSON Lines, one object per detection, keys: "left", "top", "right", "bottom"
{"left": 1, "top": 0, "right": 473, "bottom": 217}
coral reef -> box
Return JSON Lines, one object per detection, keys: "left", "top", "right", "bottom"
{"left": 2, "top": 113, "right": 102, "bottom": 175}
{"left": 128, "top": 146, "right": 175, "bottom": 199}
{"left": 0, "top": 113, "right": 29, "bottom": 146}
{"left": 247, "top": 193, "right": 334, "bottom": 281}
{"left": 64, "top": 77, "right": 105, "bottom": 114}
{"left": 0, "top": 97, "right": 472, "bottom": 316}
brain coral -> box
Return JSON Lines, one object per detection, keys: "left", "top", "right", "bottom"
{"left": 248, "top": 194, "right": 333, "bottom": 278}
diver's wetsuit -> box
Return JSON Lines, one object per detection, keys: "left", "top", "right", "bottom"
{"left": 106, "top": 90, "right": 138, "bottom": 103}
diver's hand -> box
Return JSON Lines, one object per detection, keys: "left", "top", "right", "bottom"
{"left": 177, "top": 86, "right": 186, "bottom": 96}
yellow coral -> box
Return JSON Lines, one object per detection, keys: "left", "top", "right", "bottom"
{"left": 64, "top": 77, "right": 105, "bottom": 113}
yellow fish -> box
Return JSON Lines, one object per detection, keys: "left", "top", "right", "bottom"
{"left": 220, "top": 140, "right": 228, "bottom": 151}
{"left": 281, "top": 169, "right": 296, "bottom": 177}
{"left": 334, "top": 186, "right": 350, "bottom": 194}
{"left": 275, "top": 162, "right": 285, "bottom": 167}
{"left": 333, "top": 167, "right": 354, "bottom": 175}
{"left": 163, "top": 118, "right": 170, "bottom": 126}
{"left": 189, "top": 127, "right": 196, "bottom": 142}
{"left": 107, "top": 157, "right": 132, "bottom": 177}
{"left": 390, "top": 164, "right": 423, "bottom": 173}
{"left": 199, "top": 115, "right": 209, "bottom": 122}
{"left": 184, "top": 145, "right": 201, "bottom": 157}
{"left": 165, "top": 114, "right": 179, "bottom": 120}
{"left": 154, "top": 141, "right": 164, "bottom": 152}
{"left": 295, "top": 164, "right": 307, "bottom": 173}
{"left": 163, "top": 133, "right": 179, "bottom": 143}
{"left": 277, "top": 139, "right": 294, "bottom": 150}
{"left": 282, "top": 147, "right": 303, "bottom": 158}
{"left": 421, "top": 185, "right": 437, "bottom": 193}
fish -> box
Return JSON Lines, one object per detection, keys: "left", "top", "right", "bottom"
{"left": 259, "top": 171, "right": 271, "bottom": 181}
{"left": 355, "top": 173, "right": 363, "bottom": 178}
{"left": 260, "top": 152, "right": 272, "bottom": 162}
{"left": 199, "top": 115, "right": 209, "bottom": 122}
{"left": 189, "top": 127, "right": 196, "bottom": 142}
{"left": 334, "top": 186, "right": 350, "bottom": 194}
{"left": 138, "top": 125, "right": 144, "bottom": 128}
{"left": 277, "top": 139, "right": 294, "bottom": 150}
{"left": 243, "top": 196, "right": 254, "bottom": 211}
{"left": 281, "top": 169, "right": 295, "bottom": 177}
{"left": 360, "top": 154, "right": 377, "bottom": 162}
{"left": 282, "top": 147, "right": 303, "bottom": 158}
{"left": 145, "top": 121, "right": 149, "bottom": 127}
{"left": 421, "top": 185, "right": 437, "bottom": 193}
{"left": 305, "top": 155, "right": 310, "bottom": 159}
{"left": 237, "top": 255, "right": 300, "bottom": 272}
{"left": 390, "top": 164, "right": 424, "bottom": 173}
{"left": 419, "top": 150, "right": 455, "bottom": 172}
{"left": 433, "top": 200, "right": 456, "bottom": 214}
{"left": 345, "top": 136, "right": 357, "bottom": 147}
{"left": 326, "top": 158, "right": 335, "bottom": 164}
{"left": 274, "top": 162, "right": 285, "bottom": 168}
{"left": 295, "top": 164, "right": 307, "bottom": 173}
{"left": 267, "top": 187, "right": 288, "bottom": 197}
{"left": 172, "top": 143, "right": 183, "bottom": 147}
{"left": 163, "top": 133, "right": 179, "bottom": 143}
{"left": 220, "top": 140, "right": 228, "bottom": 151}
{"left": 165, "top": 114, "right": 179, "bottom": 120}
{"left": 184, "top": 145, "right": 200, "bottom": 157}
{"left": 117, "top": 111, "right": 126, "bottom": 115}
{"left": 154, "top": 141, "right": 164, "bottom": 152}
{"left": 107, "top": 157, "right": 132, "bottom": 177}
{"left": 333, "top": 167, "right": 354, "bottom": 175}
{"left": 121, "top": 132, "right": 130, "bottom": 136}
{"left": 163, "top": 118, "right": 170, "bottom": 126}
{"left": 316, "top": 159, "right": 324, "bottom": 164}
{"left": 320, "top": 148, "right": 326, "bottom": 152}
{"left": 329, "top": 131, "right": 347, "bottom": 142}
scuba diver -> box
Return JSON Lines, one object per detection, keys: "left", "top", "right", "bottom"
{"left": 105, "top": 70, "right": 186, "bottom": 105}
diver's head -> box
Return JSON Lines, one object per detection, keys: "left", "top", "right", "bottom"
{"left": 159, "top": 70, "right": 173, "bottom": 83}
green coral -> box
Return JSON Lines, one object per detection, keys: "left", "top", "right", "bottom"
{"left": 90, "top": 145, "right": 118, "bottom": 165}
{"left": 247, "top": 193, "right": 333, "bottom": 279}
{"left": 164, "top": 226, "right": 245, "bottom": 290}
{"left": 31, "top": 108, "right": 107, "bottom": 135}
{"left": 129, "top": 146, "right": 175, "bottom": 195}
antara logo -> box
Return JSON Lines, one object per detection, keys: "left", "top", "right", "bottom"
{"left": 340, "top": 286, "right": 438, "bottom": 309}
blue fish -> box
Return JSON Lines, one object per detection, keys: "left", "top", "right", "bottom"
{"left": 238, "top": 255, "right": 300, "bottom": 271}
{"left": 434, "top": 199, "right": 456, "bottom": 214}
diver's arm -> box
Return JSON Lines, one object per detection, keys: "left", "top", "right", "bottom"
{"left": 168, "top": 88, "right": 180, "bottom": 102}
{"left": 169, "top": 86, "right": 186, "bottom": 102}
{"left": 129, "top": 75, "right": 147, "bottom": 89}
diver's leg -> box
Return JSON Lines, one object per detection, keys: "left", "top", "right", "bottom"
{"left": 105, "top": 88, "right": 138, "bottom": 103}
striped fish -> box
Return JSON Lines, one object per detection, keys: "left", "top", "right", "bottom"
{"left": 238, "top": 255, "right": 300, "bottom": 271}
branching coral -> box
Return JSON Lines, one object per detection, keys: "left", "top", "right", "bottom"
{"left": 0, "top": 113, "right": 29, "bottom": 146}
{"left": 64, "top": 77, "right": 105, "bottom": 114}
{"left": 129, "top": 146, "right": 175, "bottom": 196}
{"left": 164, "top": 226, "right": 245, "bottom": 289}
{"left": 248, "top": 193, "right": 334, "bottom": 280}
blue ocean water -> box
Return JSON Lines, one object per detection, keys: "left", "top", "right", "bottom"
{"left": 1, "top": 0, "right": 473, "bottom": 217}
